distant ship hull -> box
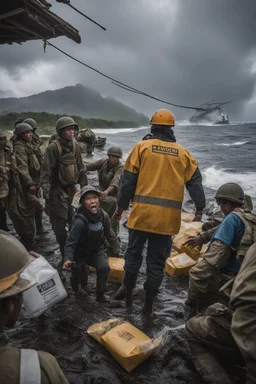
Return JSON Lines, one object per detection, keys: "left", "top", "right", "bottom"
{"left": 214, "top": 118, "right": 229, "bottom": 125}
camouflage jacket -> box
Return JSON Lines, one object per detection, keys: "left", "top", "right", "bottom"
{"left": 86, "top": 159, "right": 123, "bottom": 197}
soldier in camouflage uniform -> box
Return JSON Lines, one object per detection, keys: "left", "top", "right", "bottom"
{"left": 12, "top": 123, "right": 44, "bottom": 250}
{"left": 185, "top": 183, "right": 246, "bottom": 314}
{"left": 22, "top": 118, "right": 47, "bottom": 234}
{"left": 186, "top": 224, "right": 256, "bottom": 384}
{"left": 86, "top": 146, "right": 123, "bottom": 234}
{"left": 40, "top": 116, "right": 86, "bottom": 260}
{"left": 0, "top": 132, "right": 15, "bottom": 231}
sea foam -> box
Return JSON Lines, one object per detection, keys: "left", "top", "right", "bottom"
{"left": 203, "top": 166, "right": 256, "bottom": 197}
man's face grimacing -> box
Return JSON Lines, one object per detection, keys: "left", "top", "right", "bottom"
{"left": 83, "top": 192, "right": 100, "bottom": 214}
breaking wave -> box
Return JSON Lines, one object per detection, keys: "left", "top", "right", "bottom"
{"left": 216, "top": 141, "right": 248, "bottom": 147}
{"left": 203, "top": 166, "right": 256, "bottom": 197}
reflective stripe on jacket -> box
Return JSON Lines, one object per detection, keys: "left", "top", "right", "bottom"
{"left": 119, "top": 139, "right": 198, "bottom": 235}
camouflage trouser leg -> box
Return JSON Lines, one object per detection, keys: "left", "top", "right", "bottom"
{"left": 11, "top": 213, "right": 35, "bottom": 251}
{"left": 46, "top": 186, "right": 75, "bottom": 258}
{"left": 232, "top": 306, "right": 256, "bottom": 384}
{"left": 186, "top": 303, "right": 243, "bottom": 384}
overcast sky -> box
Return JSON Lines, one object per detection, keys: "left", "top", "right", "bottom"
{"left": 1, "top": 0, "right": 256, "bottom": 121}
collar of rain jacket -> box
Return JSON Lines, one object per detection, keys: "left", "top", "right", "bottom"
{"left": 150, "top": 125, "right": 176, "bottom": 142}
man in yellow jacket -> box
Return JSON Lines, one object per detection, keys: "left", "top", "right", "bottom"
{"left": 113, "top": 109, "right": 206, "bottom": 315}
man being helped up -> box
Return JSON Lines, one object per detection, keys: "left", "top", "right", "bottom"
{"left": 62, "top": 186, "right": 120, "bottom": 302}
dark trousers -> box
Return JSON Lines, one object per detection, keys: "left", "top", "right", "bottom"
{"left": 72, "top": 249, "right": 110, "bottom": 294}
{"left": 123, "top": 229, "right": 171, "bottom": 293}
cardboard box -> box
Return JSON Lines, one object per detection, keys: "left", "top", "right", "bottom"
{"left": 108, "top": 257, "right": 125, "bottom": 284}
{"left": 165, "top": 253, "right": 196, "bottom": 277}
{"left": 21, "top": 254, "right": 67, "bottom": 318}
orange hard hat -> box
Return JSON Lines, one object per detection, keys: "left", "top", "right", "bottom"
{"left": 149, "top": 109, "right": 175, "bottom": 126}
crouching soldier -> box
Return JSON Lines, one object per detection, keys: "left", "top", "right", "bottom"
{"left": 0, "top": 230, "right": 69, "bottom": 383}
{"left": 62, "top": 186, "right": 120, "bottom": 302}
{"left": 185, "top": 183, "right": 246, "bottom": 316}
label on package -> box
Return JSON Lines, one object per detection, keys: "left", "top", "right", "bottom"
{"left": 37, "top": 278, "right": 59, "bottom": 305}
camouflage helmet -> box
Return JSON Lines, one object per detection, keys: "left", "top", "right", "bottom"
{"left": 23, "top": 118, "right": 37, "bottom": 130}
{"left": 56, "top": 116, "right": 78, "bottom": 134}
{"left": 107, "top": 146, "right": 122, "bottom": 158}
{"left": 79, "top": 185, "right": 100, "bottom": 203}
{"left": 13, "top": 123, "right": 33, "bottom": 136}
{"left": 215, "top": 183, "right": 244, "bottom": 205}
{"left": 0, "top": 231, "right": 36, "bottom": 299}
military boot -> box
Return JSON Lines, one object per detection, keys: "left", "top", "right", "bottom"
{"left": 96, "top": 274, "right": 109, "bottom": 302}
{"left": 142, "top": 291, "right": 157, "bottom": 316}
{"left": 113, "top": 285, "right": 126, "bottom": 300}
{"left": 70, "top": 263, "right": 79, "bottom": 293}
{"left": 0, "top": 208, "right": 10, "bottom": 232}
{"left": 96, "top": 292, "right": 109, "bottom": 302}
{"left": 125, "top": 286, "right": 133, "bottom": 309}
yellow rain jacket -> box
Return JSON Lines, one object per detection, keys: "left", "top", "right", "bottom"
{"left": 118, "top": 139, "right": 198, "bottom": 235}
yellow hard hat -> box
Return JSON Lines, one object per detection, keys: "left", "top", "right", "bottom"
{"left": 149, "top": 109, "right": 175, "bottom": 126}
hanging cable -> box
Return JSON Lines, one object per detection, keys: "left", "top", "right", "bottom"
{"left": 44, "top": 40, "right": 207, "bottom": 111}
{"left": 56, "top": 0, "right": 106, "bottom": 31}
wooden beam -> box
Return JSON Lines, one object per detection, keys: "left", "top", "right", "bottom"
{"left": 0, "top": 8, "right": 25, "bottom": 21}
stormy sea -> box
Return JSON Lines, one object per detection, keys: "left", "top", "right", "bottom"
{"left": 8, "top": 122, "right": 254, "bottom": 384}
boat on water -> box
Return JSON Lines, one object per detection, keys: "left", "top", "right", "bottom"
{"left": 189, "top": 101, "right": 230, "bottom": 125}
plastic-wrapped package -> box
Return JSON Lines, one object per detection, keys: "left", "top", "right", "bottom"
{"left": 107, "top": 257, "right": 125, "bottom": 284}
{"left": 165, "top": 253, "right": 196, "bottom": 276}
{"left": 87, "top": 319, "right": 166, "bottom": 372}
{"left": 21, "top": 252, "right": 67, "bottom": 318}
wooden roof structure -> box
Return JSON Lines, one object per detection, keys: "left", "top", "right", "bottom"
{"left": 0, "top": 0, "right": 81, "bottom": 44}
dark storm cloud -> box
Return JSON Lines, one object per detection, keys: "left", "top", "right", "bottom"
{"left": 1, "top": 0, "right": 256, "bottom": 120}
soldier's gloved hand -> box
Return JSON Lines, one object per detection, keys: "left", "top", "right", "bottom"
{"left": 184, "top": 235, "right": 203, "bottom": 248}
{"left": 193, "top": 211, "right": 203, "bottom": 222}
{"left": 112, "top": 206, "right": 123, "bottom": 222}
{"left": 62, "top": 260, "right": 72, "bottom": 270}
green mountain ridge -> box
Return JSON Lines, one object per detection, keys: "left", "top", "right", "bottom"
{"left": 0, "top": 112, "right": 144, "bottom": 134}
{"left": 0, "top": 84, "right": 148, "bottom": 124}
